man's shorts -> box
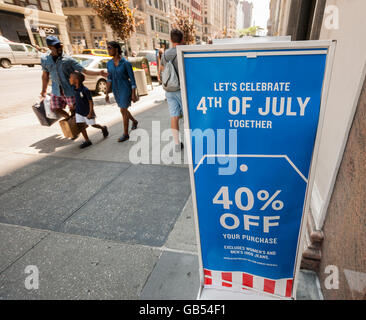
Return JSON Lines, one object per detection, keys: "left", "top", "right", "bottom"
{"left": 165, "top": 90, "right": 183, "bottom": 117}
{"left": 75, "top": 113, "right": 96, "bottom": 126}
{"left": 50, "top": 94, "right": 76, "bottom": 111}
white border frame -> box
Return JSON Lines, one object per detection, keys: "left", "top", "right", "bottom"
{"left": 177, "top": 40, "right": 336, "bottom": 300}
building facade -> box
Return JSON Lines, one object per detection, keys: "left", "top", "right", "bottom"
{"left": 241, "top": 0, "right": 252, "bottom": 29}
{"left": 201, "top": 0, "right": 237, "bottom": 42}
{"left": 62, "top": 0, "right": 171, "bottom": 54}
{"left": 267, "top": 0, "right": 366, "bottom": 300}
{"left": 226, "top": 0, "right": 238, "bottom": 37}
{"left": 143, "top": 0, "right": 171, "bottom": 50}
{"left": 169, "top": 0, "right": 203, "bottom": 44}
{"left": 0, "top": 0, "right": 71, "bottom": 51}
{"left": 62, "top": 0, "right": 237, "bottom": 53}
{"left": 61, "top": 0, "right": 115, "bottom": 53}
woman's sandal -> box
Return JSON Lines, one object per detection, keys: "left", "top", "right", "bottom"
{"left": 118, "top": 134, "right": 129, "bottom": 142}
{"left": 131, "top": 120, "right": 138, "bottom": 130}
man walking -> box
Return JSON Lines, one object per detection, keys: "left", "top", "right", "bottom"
{"left": 159, "top": 29, "right": 184, "bottom": 152}
{"left": 40, "top": 36, "right": 107, "bottom": 119}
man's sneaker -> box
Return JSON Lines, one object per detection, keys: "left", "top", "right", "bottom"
{"left": 80, "top": 140, "right": 92, "bottom": 149}
{"left": 118, "top": 134, "right": 129, "bottom": 142}
{"left": 102, "top": 126, "right": 109, "bottom": 138}
{"left": 131, "top": 120, "right": 138, "bottom": 130}
{"left": 174, "top": 142, "right": 184, "bottom": 153}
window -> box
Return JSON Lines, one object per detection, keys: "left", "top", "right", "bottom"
{"left": 26, "top": 45, "right": 37, "bottom": 53}
{"left": 89, "top": 17, "right": 96, "bottom": 30}
{"left": 150, "top": 15, "right": 155, "bottom": 31}
{"left": 7, "top": 0, "right": 52, "bottom": 12}
{"left": 69, "top": 16, "right": 83, "bottom": 30}
{"left": 136, "top": 18, "right": 145, "bottom": 34}
{"left": 137, "top": 52, "right": 156, "bottom": 63}
{"left": 98, "top": 60, "right": 109, "bottom": 69}
{"left": 73, "top": 57, "right": 93, "bottom": 67}
{"left": 156, "top": 18, "right": 169, "bottom": 34}
{"left": 9, "top": 44, "right": 26, "bottom": 52}
{"left": 40, "top": 0, "right": 50, "bottom": 10}
{"left": 133, "top": 0, "right": 144, "bottom": 10}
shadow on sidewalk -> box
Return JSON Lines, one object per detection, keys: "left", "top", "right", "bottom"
{"left": 1, "top": 101, "right": 190, "bottom": 241}
{"left": 29, "top": 134, "right": 73, "bottom": 154}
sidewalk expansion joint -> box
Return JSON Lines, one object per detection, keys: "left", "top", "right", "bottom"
{"left": 56, "top": 163, "right": 132, "bottom": 228}
{"left": 0, "top": 229, "right": 51, "bottom": 275}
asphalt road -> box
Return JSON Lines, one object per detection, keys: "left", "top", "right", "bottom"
{"left": 0, "top": 65, "right": 43, "bottom": 119}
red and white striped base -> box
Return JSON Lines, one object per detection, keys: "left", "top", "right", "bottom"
{"left": 204, "top": 269, "right": 293, "bottom": 298}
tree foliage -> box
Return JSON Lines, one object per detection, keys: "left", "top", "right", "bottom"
{"left": 238, "top": 26, "right": 263, "bottom": 37}
{"left": 171, "top": 8, "right": 196, "bottom": 45}
{"left": 87, "top": 0, "right": 136, "bottom": 41}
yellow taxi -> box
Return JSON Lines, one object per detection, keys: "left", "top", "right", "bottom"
{"left": 81, "top": 49, "right": 111, "bottom": 57}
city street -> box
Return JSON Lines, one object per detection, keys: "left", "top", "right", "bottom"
{"left": 0, "top": 66, "right": 43, "bottom": 119}
{"left": 0, "top": 67, "right": 320, "bottom": 300}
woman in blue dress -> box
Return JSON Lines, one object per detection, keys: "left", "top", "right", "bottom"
{"left": 105, "top": 41, "right": 138, "bottom": 142}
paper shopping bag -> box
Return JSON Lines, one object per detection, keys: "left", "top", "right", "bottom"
{"left": 59, "top": 115, "right": 84, "bottom": 139}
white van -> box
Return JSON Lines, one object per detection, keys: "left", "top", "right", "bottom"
{"left": 0, "top": 42, "right": 42, "bottom": 68}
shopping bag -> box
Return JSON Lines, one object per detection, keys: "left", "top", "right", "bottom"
{"left": 32, "top": 99, "right": 58, "bottom": 127}
{"left": 43, "top": 95, "right": 60, "bottom": 120}
{"left": 59, "top": 115, "right": 85, "bottom": 139}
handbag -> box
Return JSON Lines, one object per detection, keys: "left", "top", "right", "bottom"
{"left": 133, "top": 88, "right": 140, "bottom": 103}
{"left": 32, "top": 99, "right": 58, "bottom": 127}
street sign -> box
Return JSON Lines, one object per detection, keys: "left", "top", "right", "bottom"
{"left": 177, "top": 41, "right": 336, "bottom": 299}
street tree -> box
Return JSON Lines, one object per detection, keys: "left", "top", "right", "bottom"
{"left": 171, "top": 8, "right": 196, "bottom": 45}
{"left": 87, "top": 0, "right": 136, "bottom": 41}
{"left": 238, "top": 26, "right": 264, "bottom": 37}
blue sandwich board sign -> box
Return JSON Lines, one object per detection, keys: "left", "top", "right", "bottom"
{"left": 177, "top": 41, "right": 335, "bottom": 299}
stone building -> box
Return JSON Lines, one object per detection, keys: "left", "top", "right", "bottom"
{"left": 144, "top": 0, "right": 171, "bottom": 50}
{"left": 61, "top": 0, "right": 170, "bottom": 54}
{"left": 61, "top": 0, "right": 236, "bottom": 53}
{"left": 267, "top": 0, "right": 366, "bottom": 300}
{"left": 226, "top": 0, "right": 238, "bottom": 37}
{"left": 0, "top": 0, "right": 71, "bottom": 51}
{"left": 241, "top": 0, "right": 252, "bottom": 29}
{"left": 61, "top": 0, "right": 114, "bottom": 53}
{"left": 202, "top": 0, "right": 237, "bottom": 42}
{"left": 169, "top": 0, "right": 203, "bottom": 44}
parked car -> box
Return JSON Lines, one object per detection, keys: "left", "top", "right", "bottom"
{"left": 81, "top": 49, "right": 110, "bottom": 57}
{"left": 0, "top": 42, "right": 42, "bottom": 68}
{"left": 72, "top": 54, "right": 110, "bottom": 94}
{"left": 137, "top": 50, "right": 158, "bottom": 77}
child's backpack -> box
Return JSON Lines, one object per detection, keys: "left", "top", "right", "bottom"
{"left": 162, "top": 53, "right": 180, "bottom": 92}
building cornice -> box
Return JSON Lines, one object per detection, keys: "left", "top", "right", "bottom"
{"left": 0, "top": 3, "right": 67, "bottom": 22}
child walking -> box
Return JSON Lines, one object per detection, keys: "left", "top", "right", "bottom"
{"left": 69, "top": 71, "right": 109, "bottom": 148}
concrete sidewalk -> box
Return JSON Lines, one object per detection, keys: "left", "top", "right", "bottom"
{"left": 0, "top": 85, "right": 322, "bottom": 300}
